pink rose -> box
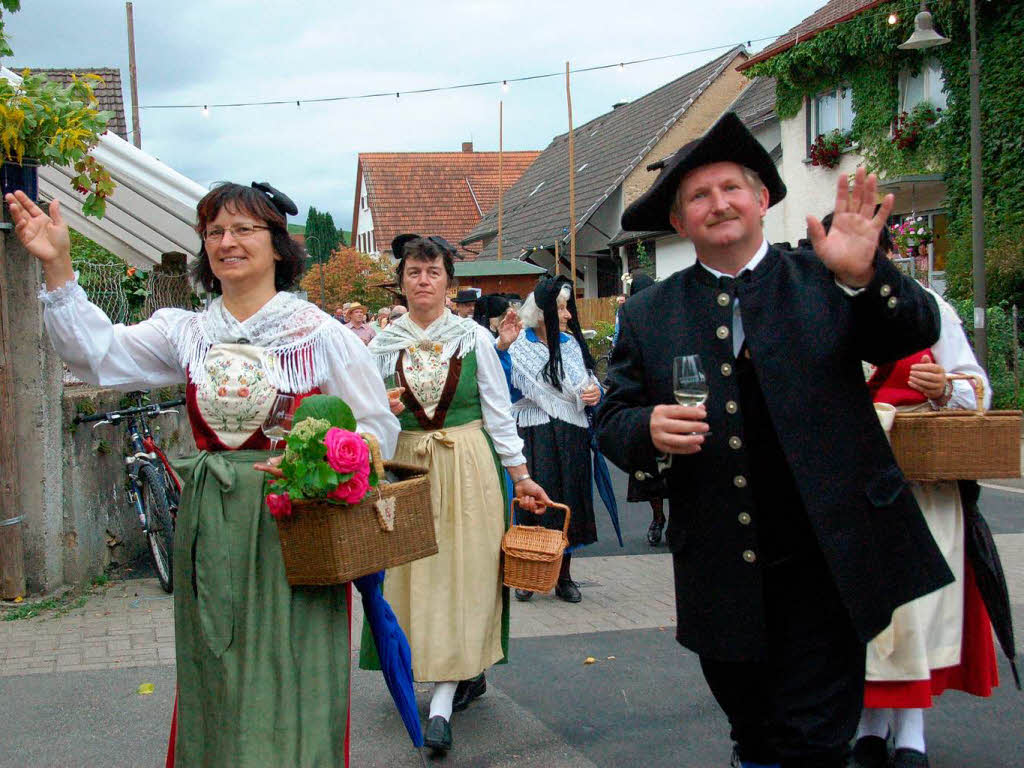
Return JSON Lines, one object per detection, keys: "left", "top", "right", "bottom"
{"left": 266, "top": 492, "right": 292, "bottom": 519}
{"left": 330, "top": 468, "right": 370, "bottom": 504}
{"left": 323, "top": 428, "right": 369, "bottom": 474}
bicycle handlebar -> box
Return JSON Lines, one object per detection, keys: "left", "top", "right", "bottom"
{"left": 73, "top": 397, "right": 187, "bottom": 424}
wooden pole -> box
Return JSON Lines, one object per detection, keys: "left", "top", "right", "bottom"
{"left": 126, "top": 2, "right": 142, "bottom": 149}
{"left": 1013, "top": 304, "right": 1020, "bottom": 398}
{"left": 0, "top": 218, "right": 26, "bottom": 599}
{"left": 566, "top": 62, "right": 576, "bottom": 295}
{"left": 498, "top": 101, "right": 503, "bottom": 261}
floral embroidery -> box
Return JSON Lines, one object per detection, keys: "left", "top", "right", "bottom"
{"left": 196, "top": 344, "right": 276, "bottom": 447}
{"left": 402, "top": 345, "right": 449, "bottom": 419}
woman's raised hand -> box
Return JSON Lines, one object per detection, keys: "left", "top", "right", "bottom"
{"left": 4, "top": 191, "right": 75, "bottom": 288}
{"left": 496, "top": 308, "right": 522, "bottom": 352}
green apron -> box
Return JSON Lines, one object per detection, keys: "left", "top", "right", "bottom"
{"left": 172, "top": 450, "right": 350, "bottom": 768}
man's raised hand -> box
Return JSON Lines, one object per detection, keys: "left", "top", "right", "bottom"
{"left": 806, "top": 167, "right": 894, "bottom": 289}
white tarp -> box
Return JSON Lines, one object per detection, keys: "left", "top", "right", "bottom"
{"left": 2, "top": 67, "right": 205, "bottom": 268}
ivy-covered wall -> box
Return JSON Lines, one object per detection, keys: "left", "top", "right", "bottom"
{"left": 747, "top": 0, "right": 1024, "bottom": 309}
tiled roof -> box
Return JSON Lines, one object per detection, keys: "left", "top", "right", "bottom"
{"left": 20, "top": 68, "right": 129, "bottom": 140}
{"left": 358, "top": 150, "right": 540, "bottom": 257}
{"left": 462, "top": 47, "right": 745, "bottom": 259}
{"left": 738, "top": 0, "right": 888, "bottom": 70}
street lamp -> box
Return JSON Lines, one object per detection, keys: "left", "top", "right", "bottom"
{"left": 305, "top": 234, "right": 326, "bottom": 310}
{"left": 900, "top": 1, "right": 987, "bottom": 369}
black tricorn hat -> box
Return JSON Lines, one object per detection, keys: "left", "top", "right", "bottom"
{"left": 621, "top": 112, "right": 786, "bottom": 233}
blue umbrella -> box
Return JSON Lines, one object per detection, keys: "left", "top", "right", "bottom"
{"left": 586, "top": 407, "right": 623, "bottom": 547}
{"left": 353, "top": 571, "right": 425, "bottom": 751}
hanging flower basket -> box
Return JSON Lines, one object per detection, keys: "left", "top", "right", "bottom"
{"left": 893, "top": 102, "right": 941, "bottom": 152}
{"left": 809, "top": 130, "right": 852, "bottom": 169}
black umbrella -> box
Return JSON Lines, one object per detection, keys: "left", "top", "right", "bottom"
{"left": 959, "top": 481, "right": 1021, "bottom": 690}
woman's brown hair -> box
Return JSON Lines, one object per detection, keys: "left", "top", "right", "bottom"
{"left": 190, "top": 182, "right": 306, "bottom": 294}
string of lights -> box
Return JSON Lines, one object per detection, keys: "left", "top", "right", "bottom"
{"left": 148, "top": 6, "right": 912, "bottom": 118}
{"left": 142, "top": 34, "right": 786, "bottom": 113}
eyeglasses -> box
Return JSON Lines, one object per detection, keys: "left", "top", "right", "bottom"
{"left": 203, "top": 224, "right": 270, "bottom": 242}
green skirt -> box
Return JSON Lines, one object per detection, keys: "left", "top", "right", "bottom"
{"left": 172, "top": 450, "right": 350, "bottom": 768}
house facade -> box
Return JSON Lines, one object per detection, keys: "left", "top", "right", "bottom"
{"left": 739, "top": 0, "right": 961, "bottom": 293}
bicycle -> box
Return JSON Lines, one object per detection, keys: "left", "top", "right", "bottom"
{"left": 593, "top": 335, "right": 615, "bottom": 384}
{"left": 73, "top": 393, "right": 186, "bottom": 593}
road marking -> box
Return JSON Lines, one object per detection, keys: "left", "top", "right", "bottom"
{"left": 980, "top": 483, "right": 1024, "bottom": 495}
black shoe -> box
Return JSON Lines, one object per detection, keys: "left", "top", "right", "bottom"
{"left": 850, "top": 736, "right": 889, "bottom": 768}
{"left": 555, "top": 577, "right": 582, "bottom": 603}
{"left": 647, "top": 519, "right": 664, "bottom": 546}
{"left": 423, "top": 715, "right": 452, "bottom": 754}
{"left": 514, "top": 588, "right": 533, "bottom": 601}
{"left": 891, "top": 748, "right": 929, "bottom": 768}
{"left": 452, "top": 673, "right": 486, "bottom": 712}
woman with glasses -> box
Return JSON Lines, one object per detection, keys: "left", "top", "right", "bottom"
{"left": 4, "top": 183, "right": 399, "bottom": 768}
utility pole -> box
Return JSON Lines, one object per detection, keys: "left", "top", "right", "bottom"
{"left": 126, "top": 2, "right": 142, "bottom": 149}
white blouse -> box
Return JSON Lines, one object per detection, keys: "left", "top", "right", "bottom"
{"left": 39, "top": 277, "right": 400, "bottom": 458}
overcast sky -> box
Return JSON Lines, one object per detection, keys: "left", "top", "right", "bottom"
{"left": 3, "top": 0, "right": 818, "bottom": 231}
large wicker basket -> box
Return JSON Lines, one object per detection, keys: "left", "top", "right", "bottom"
{"left": 275, "top": 434, "right": 436, "bottom": 586}
{"left": 502, "top": 499, "right": 570, "bottom": 593}
{"left": 890, "top": 374, "right": 1022, "bottom": 481}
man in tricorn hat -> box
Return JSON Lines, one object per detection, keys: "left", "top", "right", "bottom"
{"left": 594, "top": 112, "right": 950, "bottom": 767}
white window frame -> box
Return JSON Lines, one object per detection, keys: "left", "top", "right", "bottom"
{"left": 808, "top": 85, "right": 856, "bottom": 155}
{"left": 899, "top": 57, "right": 948, "bottom": 114}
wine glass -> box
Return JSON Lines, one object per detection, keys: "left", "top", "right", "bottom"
{"left": 673, "top": 355, "right": 708, "bottom": 407}
{"left": 261, "top": 393, "right": 296, "bottom": 452}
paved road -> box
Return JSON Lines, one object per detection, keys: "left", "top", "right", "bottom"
{"left": 1, "top": 465, "right": 1021, "bottom": 767}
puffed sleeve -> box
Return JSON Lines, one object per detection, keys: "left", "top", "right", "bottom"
{"left": 474, "top": 326, "right": 526, "bottom": 466}
{"left": 321, "top": 324, "right": 400, "bottom": 459}
{"left": 929, "top": 291, "right": 991, "bottom": 410}
{"left": 40, "top": 274, "right": 187, "bottom": 390}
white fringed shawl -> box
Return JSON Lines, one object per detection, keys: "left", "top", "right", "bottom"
{"left": 367, "top": 311, "right": 479, "bottom": 378}
{"left": 507, "top": 330, "right": 589, "bottom": 428}
{"left": 175, "top": 291, "right": 344, "bottom": 393}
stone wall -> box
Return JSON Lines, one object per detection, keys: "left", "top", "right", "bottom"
{"left": 60, "top": 386, "right": 196, "bottom": 586}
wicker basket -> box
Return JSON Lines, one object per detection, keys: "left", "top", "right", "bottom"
{"left": 502, "top": 498, "right": 571, "bottom": 593}
{"left": 890, "top": 374, "right": 1022, "bottom": 481}
{"left": 275, "top": 434, "right": 437, "bottom": 586}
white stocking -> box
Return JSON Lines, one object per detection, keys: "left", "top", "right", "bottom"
{"left": 429, "top": 681, "right": 458, "bottom": 721}
{"left": 855, "top": 707, "right": 891, "bottom": 740}
{"left": 893, "top": 707, "right": 926, "bottom": 753}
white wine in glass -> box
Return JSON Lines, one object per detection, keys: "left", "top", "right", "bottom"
{"left": 673, "top": 355, "right": 708, "bottom": 407}
{"left": 262, "top": 393, "right": 297, "bottom": 452}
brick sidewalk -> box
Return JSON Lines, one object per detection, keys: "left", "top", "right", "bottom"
{"left": 0, "top": 553, "right": 677, "bottom": 677}
{"left": 4, "top": 536, "right": 1020, "bottom": 679}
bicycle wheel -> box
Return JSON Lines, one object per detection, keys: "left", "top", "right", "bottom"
{"left": 139, "top": 463, "right": 174, "bottom": 593}
{"left": 594, "top": 353, "right": 610, "bottom": 384}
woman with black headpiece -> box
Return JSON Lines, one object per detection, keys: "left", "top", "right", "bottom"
{"left": 4, "top": 183, "right": 399, "bottom": 767}
{"left": 360, "top": 234, "right": 551, "bottom": 754}
{"left": 620, "top": 271, "right": 671, "bottom": 546}
{"left": 503, "top": 275, "right": 601, "bottom": 602}
{"left": 472, "top": 293, "right": 511, "bottom": 336}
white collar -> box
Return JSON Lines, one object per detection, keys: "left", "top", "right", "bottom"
{"left": 698, "top": 239, "right": 769, "bottom": 280}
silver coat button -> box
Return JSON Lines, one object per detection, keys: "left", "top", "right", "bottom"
{"left": 733, "top": 475, "right": 747, "bottom": 488}
{"left": 738, "top": 512, "right": 752, "bottom": 525}
{"left": 716, "top": 325, "right": 730, "bottom": 340}
{"left": 743, "top": 549, "right": 757, "bottom": 563}
{"left": 887, "top": 296, "right": 898, "bottom": 309}
{"left": 880, "top": 284, "right": 892, "bottom": 297}
{"left": 721, "top": 363, "right": 733, "bottom": 377}
{"left": 634, "top": 470, "right": 646, "bottom": 480}
{"left": 729, "top": 436, "right": 742, "bottom": 450}
{"left": 717, "top": 292, "right": 731, "bottom": 307}
{"left": 726, "top": 400, "right": 738, "bottom": 414}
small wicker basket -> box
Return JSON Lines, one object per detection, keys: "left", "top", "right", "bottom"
{"left": 890, "top": 374, "right": 1022, "bottom": 481}
{"left": 275, "top": 433, "right": 437, "bottom": 586}
{"left": 502, "top": 498, "right": 570, "bottom": 593}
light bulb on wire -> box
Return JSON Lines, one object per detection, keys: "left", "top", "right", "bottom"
{"left": 501, "top": 80, "right": 509, "bottom": 93}
{"left": 888, "top": 13, "right": 898, "bottom": 25}
{"left": 201, "top": 105, "right": 209, "bottom": 118}
{"left": 617, "top": 62, "right": 624, "bottom": 72}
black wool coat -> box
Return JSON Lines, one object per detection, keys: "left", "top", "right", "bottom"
{"left": 594, "top": 246, "right": 953, "bottom": 661}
